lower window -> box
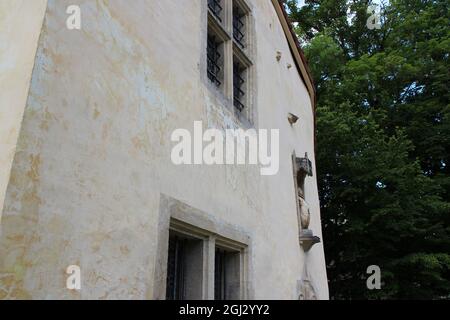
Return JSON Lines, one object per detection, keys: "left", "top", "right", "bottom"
{"left": 166, "top": 232, "right": 204, "bottom": 300}
{"left": 215, "top": 247, "right": 241, "bottom": 300}
{"left": 164, "top": 218, "right": 247, "bottom": 300}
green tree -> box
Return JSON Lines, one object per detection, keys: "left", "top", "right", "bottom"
{"left": 287, "top": 0, "right": 450, "bottom": 299}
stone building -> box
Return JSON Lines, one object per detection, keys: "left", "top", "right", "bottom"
{"left": 0, "top": 0, "right": 328, "bottom": 299}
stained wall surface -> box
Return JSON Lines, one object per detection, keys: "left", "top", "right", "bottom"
{"left": 0, "top": 0, "right": 48, "bottom": 223}
{"left": 0, "top": 0, "right": 328, "bottom": 300}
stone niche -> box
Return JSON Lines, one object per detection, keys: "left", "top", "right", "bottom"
{"left": 294, "top": 153, "right": 320, "bottom": 252}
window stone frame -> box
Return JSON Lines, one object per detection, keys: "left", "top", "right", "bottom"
{"left": 152, "top": 194, "right": 252, "bottom": 300}
{"left": 201, "top": 0, "right": 257, "bottom": 129}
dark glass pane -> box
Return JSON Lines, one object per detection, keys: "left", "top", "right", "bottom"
{"left": 233, "top": 62, "right": 245, "bottom": 111}
{"left": 233, "top": 6, "right": 245, "bottom": 47}
{"left": 166, "top": 236, "right": 185, "bottom": 300}
{"left": 208, "top": 0, "right": 223, "bottom": 22}
{"left": 207, "top": 35, "right": 222, "bottom": 87}
{"left": 215, "top": 249, "right": 227, "bottom": 300}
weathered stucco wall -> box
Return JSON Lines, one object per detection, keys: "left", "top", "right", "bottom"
{"left": 0, "top": 0, "right": 328, "bottom": 299}
{"left": 0, "top": 0, "right": 47, "bottom": 223}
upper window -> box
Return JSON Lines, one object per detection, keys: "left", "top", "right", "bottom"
{"left": 206, "top": 0, "right": 254, "bottom": 124}
{"left": 208, "top": 0, "right": 223, "bottom": 22}
{"left": 233, "top": 1, "right": 247, "bottom": 48}
{"left": 233, "top": 61, "right": 246, "bottom": 111}
{"left": 207, "top": 34, "right": 223, "bottom": 87}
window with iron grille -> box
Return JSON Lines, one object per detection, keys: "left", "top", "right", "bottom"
{"left": 162, "top": 215, "right": 247, "bottom": 300}
{"left": 231, "top": 0, "right": 252, "bottom": 119}
{"left": 233, "top": 61, "right": 246, "bottom": 112}
{"left": 233, "top": 4, "right": 245, "bottom": 48}
{"left": 205, "top": 0, "right": 253, "bottom": 123}
{"left": 207, "top": 35, "right": 222, "bottom": 87}
{"left": 208, "top": 0, "right": 223, "bottom": 22}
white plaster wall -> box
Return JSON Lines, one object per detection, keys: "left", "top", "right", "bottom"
{"left": 0, "top": 0, "right": 48, "bottom": 223}
{"left": 0, "top": 0, "right": 328, "bottom": 299}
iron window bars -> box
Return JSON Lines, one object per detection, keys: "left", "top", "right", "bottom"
{"left": 207, "top": 0, "right": 251, "bottom": 117}
{"left": 208, "top": 0, "right": 223, "bottom": 22}
{"left": 214, "top": 249, "right": 227, "bottom": 300}
{"left": 207, "top": 35, "right": 222, "bottom": 87}
{"left": 233, "top": 6, "right": 245, "bottom": 48}
{"left": 166, "top": 236, "right": 186, "bottom": 300}
{"left": 233, "top": 62, "right": 245, "bottom": 112}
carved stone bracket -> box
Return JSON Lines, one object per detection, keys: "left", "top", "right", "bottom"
{"left": 299, "top": 229, "right": 321, "bottom": 252}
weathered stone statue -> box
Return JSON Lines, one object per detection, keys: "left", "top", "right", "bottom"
{"left": 297, "top": 185, "right": 320, "bottom": 252}
{"left": 298, "top": 196, "right": 311, "bottom": 230}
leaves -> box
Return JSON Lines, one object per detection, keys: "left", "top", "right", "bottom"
{"left": 287, "top": 0, "right": 450, "bottom": 299}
